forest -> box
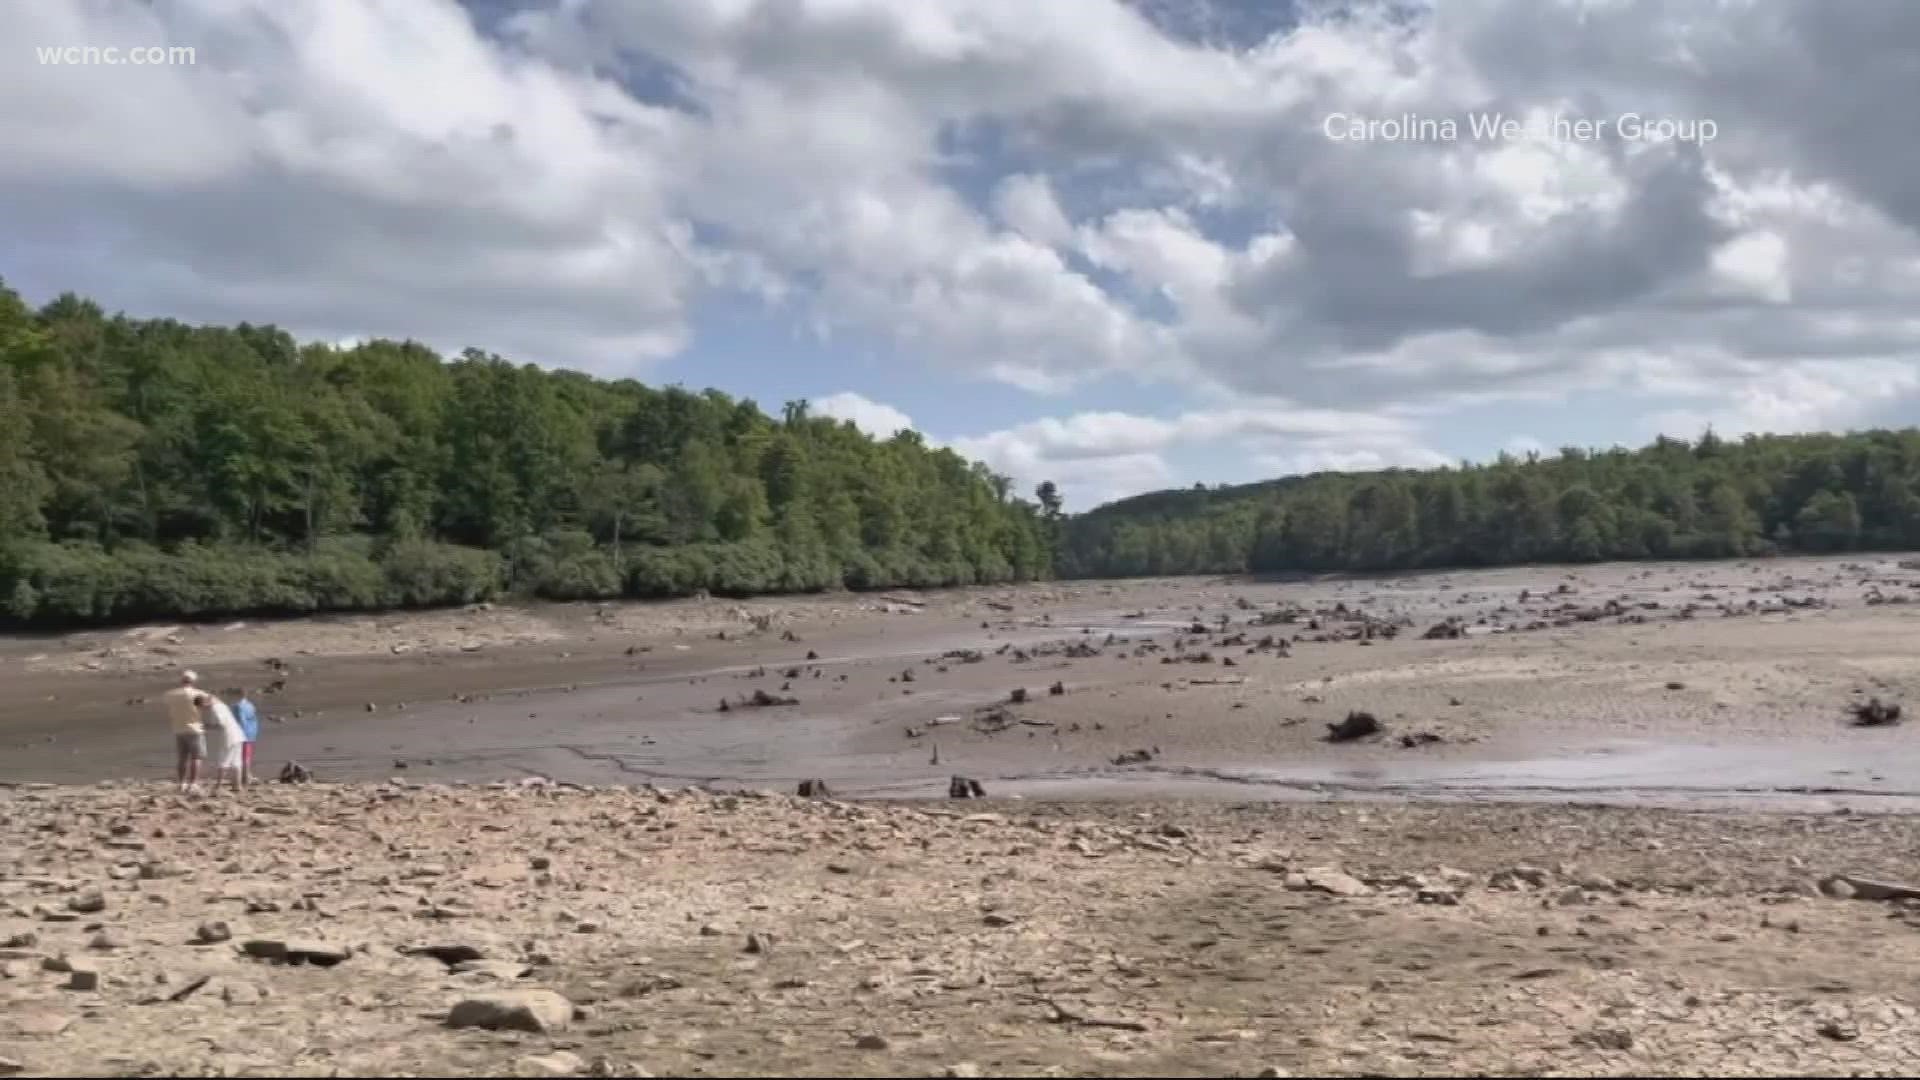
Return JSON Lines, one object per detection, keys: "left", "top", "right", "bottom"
{"left": 5, "top": 279, "right": 1919, "bottom": 630}
{"left": 0, "top": 282, "right": 1053, "bottom": 628}
{"left": 1056, "top": 428, "right": 1920, "bottom": 578}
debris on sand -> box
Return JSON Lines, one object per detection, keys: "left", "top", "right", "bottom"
{"left": 1111, "top": 748, "right": 1157, "bottom": 766}
{"left": 947, "top": 776, "right": 986, "bottom": 799}
{"left": 1048, "top": 681, "right": 1066, "bottom": 696}
{"left": 1399, "top": 731, "right": 1445, "bottom": 748}
{"left": 240, "top": 939, "right": 352, "bottom": 967}
{"left": 1820, "top": 875, "right": 1920, "bottom": 901}
{"left": 278, "top": 761, "right": 312, "bottom": 784}
{"left": 1422, "top": 620, "right": 1465, "bottom": 640}
{"left": 745, "top": 689, "right": 800, "bottom": 708}
{"left": 1325, "top": 711, "right": 1383, "bottom": 742}
{"left": 795, "top": 780, "right": 833, "bottom": 799}
{"left": 1849, "top": 697, "right": 1902, "bottom": 726}
{"left": 1044, "top": 999, "right": 1149, "bottom": 1032}
{"left": 971, "top": 706, "right": 1017, "bottom": 735}
{"left": 446, "top": 990, "right": 574, "bottom": 1034}
{"left": 1009, "top": 687, "right": 1028, "bottom": 704}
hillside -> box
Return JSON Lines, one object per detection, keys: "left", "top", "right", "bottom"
{"left": 0, "top": 282, "right": 1050, "bottom": 629}
{"left": 1057, "top": 431, "right": 1920, "bottom": 578}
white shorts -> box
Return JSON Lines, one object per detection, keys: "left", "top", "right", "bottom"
{"left": 216, "top": 738, "right": 244, "bottom": 771}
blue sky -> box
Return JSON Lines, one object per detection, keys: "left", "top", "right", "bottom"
{"left": 6, "top": 0, "right": 1920, "bottom": 508}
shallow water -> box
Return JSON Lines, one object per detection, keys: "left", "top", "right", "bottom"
{"left": 952, "top": 739, "right": 1920, "bottom": 811}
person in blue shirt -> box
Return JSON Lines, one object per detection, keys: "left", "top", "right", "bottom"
{"left": 232, "top": 688, "right": 261, "bottom": 787}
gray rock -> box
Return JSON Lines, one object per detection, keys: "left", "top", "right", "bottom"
{"left": 218, "top": 978, "right": 264, "bottom": 1005}
{"left": 241, "top": 938, "right": 351, "bottom": 966}
{"left": 67, "top": 891, "right": 106, "bottom": 914}
{"left": 451, "top": 958, "right": 530, "bottom": 981}
{"left": 1288, "top": 868, "right": 1372, "bottom": 897}
{"left": 193, "top": 921, "right": 232, "bottom": 945}
{"left": 66, "top": 965, "right": 100, "bottom": 992}
{"left": 405, "top": 942, "right": 491, "bottom": 965}
{"left": 1573, "top": 1026, "right": 1634, "bottom": 1051}
{"left": 1491, "top": 866, "right": 1552, "bottom": 890}
{"left": 1823, "top": 875, "right": 1920, "bottom": 901}
{"left": 514, "top": 1051, "right": 585, "bottom": 1077}
{"left": 446, "top": 989, "right": 574, "bottom": 1033}
{"left": 8, "top": 1011, "right": 73, "bottom": 1036}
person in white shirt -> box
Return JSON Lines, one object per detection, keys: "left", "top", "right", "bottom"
{"left": 196, "top": 692, "right": 246, "bottom": 793}
{"left": 162, "top": 670, "right": 206, "bottom": 793}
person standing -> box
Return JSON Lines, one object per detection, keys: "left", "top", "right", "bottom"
{"left": 199, "top": 692, "right": 246, "bottom": 793}
{"left": 232, "top": 688, "right": 260, "bottom": 787}
{"left": 162, "top": 670, "right": 206, "bottom": 793}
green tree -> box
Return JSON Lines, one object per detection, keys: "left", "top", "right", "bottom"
{"left": 1795, "top": 490, "right": 1861, "bottom": 552}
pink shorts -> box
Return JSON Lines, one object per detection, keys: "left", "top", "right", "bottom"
{"left": 241, "top": 743, "right": 255, "bottom": 767}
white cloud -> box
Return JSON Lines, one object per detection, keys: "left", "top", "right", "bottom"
{"left": 947, "top": 400, "right": 1447, "bottom": 507}
{"left": 812, "top": 391, "right": 915, "bottom": 437}
{"left": 1641, "top": 360, "right": 1920, "bottom": 442}
{"left": 991, "top": 174, "right": 1074, "bottom": 248}
{"left": 5, "top": 0, "right": 1920, "bottom": 501}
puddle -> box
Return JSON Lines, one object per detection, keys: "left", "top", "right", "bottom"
{"left": 957, "top": 740, "right": 1920, "bottom": 811}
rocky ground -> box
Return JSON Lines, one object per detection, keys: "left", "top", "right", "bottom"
{"left": 7, "top": 782, "right": 1920, "bottom": 1077}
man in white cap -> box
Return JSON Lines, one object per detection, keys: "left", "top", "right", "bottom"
{"left": 162, "top": 670, "right": 206, "bottom": 793}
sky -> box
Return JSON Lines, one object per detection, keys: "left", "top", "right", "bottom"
{"left": 5, "top": 1, "right": 1920, "bottom": 510}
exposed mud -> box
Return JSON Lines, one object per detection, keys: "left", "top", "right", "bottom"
{"left": 5, "top": 556, "right": 1920, "bottom": 809}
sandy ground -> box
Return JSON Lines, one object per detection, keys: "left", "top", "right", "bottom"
{"left": 6, "top": 556, "right": 1920, "bottom": 802}
{"left": 10, "top": 558, "right": 1920, "bottom": 1076}
{"left": 7, "top": 784, "right": 1920, "bottom": 1077}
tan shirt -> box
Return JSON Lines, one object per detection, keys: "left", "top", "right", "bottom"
{"left": 163, "top": 686, "right": 204, "bottom": 734}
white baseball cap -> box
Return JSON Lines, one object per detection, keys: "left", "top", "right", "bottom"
{"left": 181, "top": 669, "right": 198, "bottom": 683}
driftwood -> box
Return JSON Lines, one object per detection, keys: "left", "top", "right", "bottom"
{"left": 1850, "top": 697, "right": 1902, "bottom": 726}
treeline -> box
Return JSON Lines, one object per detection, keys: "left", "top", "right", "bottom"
{"left": 0, "top": 281, "right": 1052, "bottom": 628}
{"left": 1058, "top": 429, "right": 1920, "bottom": 578}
